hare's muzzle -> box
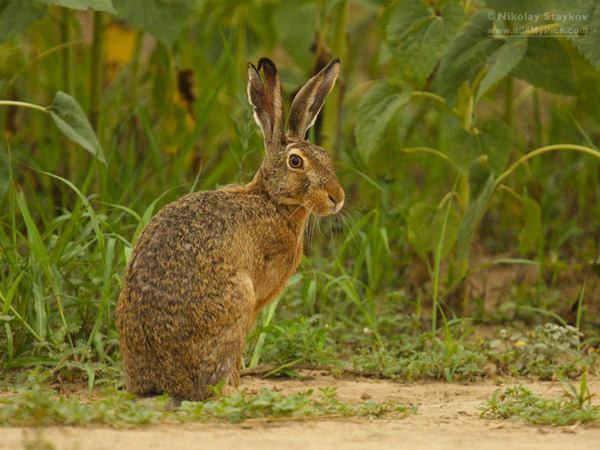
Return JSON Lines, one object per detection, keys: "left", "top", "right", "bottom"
{"left": 327, "top": 187, "right": 345, "bottom": 214}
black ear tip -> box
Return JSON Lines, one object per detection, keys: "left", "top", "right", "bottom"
{"left": 323, "top": 58, "right": 341, "bottom": 74}
{"left": 258, "top": 57, "right": 277, "bottom": 72}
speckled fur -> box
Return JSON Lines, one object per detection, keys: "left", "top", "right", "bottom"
{"left": 116, "top": 58, "right": 343, "bottom": 401}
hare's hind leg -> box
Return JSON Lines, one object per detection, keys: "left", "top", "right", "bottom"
{"left": 120, "top": 344, "right": 162, "bottom": 397}
{"left": 167, "top": 273, "right": 255, "bottom": 401}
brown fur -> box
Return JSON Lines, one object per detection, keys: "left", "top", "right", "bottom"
{"left": 116, "top": 58, "right": 343, "bottom": 401}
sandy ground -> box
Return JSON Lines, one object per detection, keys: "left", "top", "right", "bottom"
{"left": 2, "top": 374, "right": 600, "bottom": 450}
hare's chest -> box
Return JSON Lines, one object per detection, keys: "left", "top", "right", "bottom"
{"left": 253, "top": 237, "right": 303, "bottom": 311}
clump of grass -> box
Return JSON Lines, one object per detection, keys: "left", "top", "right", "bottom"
{"left": 0, "top": 385, "right": 160, "bottom": 427}
{"left": 0, "top": 385, "right": 413, "bottom": 427}
{"left": 481, "top": 374, "right": 600, "bottom": 426}
{"left": 179, "top": 386, "right": 413, "bottom": 423}
{"left": 489, "top": 323, "right": 596, "bottom": 379}
{"left": 246, "top": 315, "right": 336, "bottom": 375}
{"left": 348, "top": 322, "right": 488, "bottom": 382}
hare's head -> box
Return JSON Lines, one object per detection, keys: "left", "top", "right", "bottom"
{"left": 247, "top": 58, "right": 344, "bottom": 217}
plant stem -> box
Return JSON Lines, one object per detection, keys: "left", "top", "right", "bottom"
{"left": 431, "top": 177, "right": 458, "bottom": 334}
{"left": 495, "top": 144, "right": 600, "bottom": 187}
{"left": 60, "top": 8, "right": 73, "bottom": 94}
{"left": 89, "top": 11, "right": 105, "bottom": 130}
{"left": 402, "top": 146, "right": 454, "bottom": 165}
{"left": 0, "top": 101, "right": 49, "bottom": 114}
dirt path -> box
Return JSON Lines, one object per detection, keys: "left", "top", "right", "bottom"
{"left": 3, "top": 375, "right": 600, "bottom": 450}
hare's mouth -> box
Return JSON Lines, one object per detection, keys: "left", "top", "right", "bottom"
{"left": 312, "top": 197, "right": 344, "bottom": 217}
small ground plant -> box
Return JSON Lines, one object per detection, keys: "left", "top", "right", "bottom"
{"left": 481, "top": 374, "right": 600, "bottom": 427}
{"left": 0, "top": 384, "right": 413, "bottom": 427}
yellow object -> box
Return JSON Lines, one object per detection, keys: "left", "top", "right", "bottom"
{"left": 104, "top": 22, "right": 136, "bottom": 81}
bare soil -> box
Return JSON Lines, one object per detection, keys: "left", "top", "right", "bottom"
{"left": 3, "top": 374, "right": 600, "bottom": 450}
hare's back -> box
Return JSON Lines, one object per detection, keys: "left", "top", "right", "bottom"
{"left": 123, "top": 190, "right": 271, "bottom": 301}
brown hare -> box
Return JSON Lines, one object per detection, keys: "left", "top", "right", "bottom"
{"left": 116, "top": 58, "right": 344, "bottom": 401}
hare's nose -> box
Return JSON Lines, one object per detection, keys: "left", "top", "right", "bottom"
{"left": 328, "top": 189, "right": 345, "bottom": 213}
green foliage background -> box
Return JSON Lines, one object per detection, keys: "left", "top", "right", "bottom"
{"left": 0, "top": 0, "right": 599, "bottom": 384}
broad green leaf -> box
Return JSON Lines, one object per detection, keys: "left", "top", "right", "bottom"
{"left": 511, "top": 37, "right": 576, "bottom": 95}
{"left": 0, "top": 147, "right": 8, "bottom": 207}
{"left": 49, "top": 91, "right": 106, "bottom": 164}
{"left": 478, "top": 119, "right": 513, "bottom": 174}
{"left": 441, "top": 118, "right": 512, "bottom": 174}
{"left": 440, "top": 121, "right": 481, "bottom": 173}
{"left": 36, "top": 0, "right": 116, "bottom": 13}
{"left": 518, "top": 193, "right": 541, "bottom": 254}
{"left": 407, "top": 201, "right": 460, "bottom": 261}
{"left": 477, "top": 37, "right": 527, "bottom": 100}
{"left": 556, "top": 0, "right": 600, "bottom": 69}
{"left": 354, "top": 81, "right": 411, "bottom": 158}
{"left": 113, "top": 0, "right": 192, "bottom": 46}
{"left": 386, "top": 0, "right": 464, "bottom": 85}
{"left": 434, "top": 10, "right": 502, "bottom": 99}
{"left": 0, "top": 0, "right": 45, "bottom": 42}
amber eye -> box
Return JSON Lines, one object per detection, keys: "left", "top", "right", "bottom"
{"left": 288, "top": 154, "right": 303, "bottom": 169}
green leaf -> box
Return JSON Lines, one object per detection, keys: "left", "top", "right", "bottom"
{"left": 386, "top": 0, "right": 464, "bottom": 85}
{"left": 456, "top": 174, "right": 496, "bottom": 264}
{"left": 518, "top": 193, "right": 541, "bottom": 254}
{"left": 49, "top": 91, "right": 106, "bottom": 164}
{"left": 440, "top": 122, "right": 481, "bottom": 173}
{"left": 407, "top": 201, "right": 460, "bottom": 261}
{"left": 16, "top": 191, "right": 50, "bottom": 270}
{"left": 477, "top": 37, "right": 527, "bottom": 100}
{"left": 556, "top": 0, "right": 600, "bottom": 69}
{"left": 511, "top": 37, "right": 576, "bottom": 95}
{"left": 36, "top": 0, "right": 116, "bottom": 13}
{"left": 478, "top": 119, "right": 513, "bottom": 174}
{"left": 113, "top": 0, "right": 191, "bottom": 46}
{"left": 354, "top": 81, "right": 411, "bottom": 158}
{"left": 0, "top": 0, "right": 45, "bottom": 42}
{"left": 440, "top": 118, "right": 512, "bottom": 174}
{"left": 434, "top": 10, "right": 502, "bottom": 99}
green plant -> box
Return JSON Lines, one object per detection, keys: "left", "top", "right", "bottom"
{"left": 481, "top": 375, "right": 600, "bottom": 426}
{"left": 0, "top": 92, "right": 105, "bottom": 163}
{"left": 356, "top": 0, "right": 600, "bottom": 327}
{"left": 0, "top": 384, "right": 413, "bottom": 426}
{"left": 489, "top": 323, "right": 595, "bottom": 379}
{"left": 247, "top": 315, "right": 334, "bottom": 375}
{"left": 0, "top": 0, "right": 599, "bottom": 390}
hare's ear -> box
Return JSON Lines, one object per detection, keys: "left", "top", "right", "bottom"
{"left": 247, "top": 58, "right": 284, "bottom": 150}
{"left": 287, "top": 58, "right": 340, "bottom": 140}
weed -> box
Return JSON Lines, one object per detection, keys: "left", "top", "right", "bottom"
{"left": 481, "top": 376, "right": 600, "bottom": 426}
{"left": 489, "top": 323, "right": 596, "bottom": 379}
{"left": 246, "top": 315, "right": 335, "bottom": 374}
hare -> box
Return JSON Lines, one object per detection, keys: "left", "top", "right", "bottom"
{"left": 116, "top": 58, "right": 343, "bottom": 401}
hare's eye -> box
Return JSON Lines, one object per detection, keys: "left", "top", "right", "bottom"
{"left": 289, "top": 154, "right": 303, "bottom": 169}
